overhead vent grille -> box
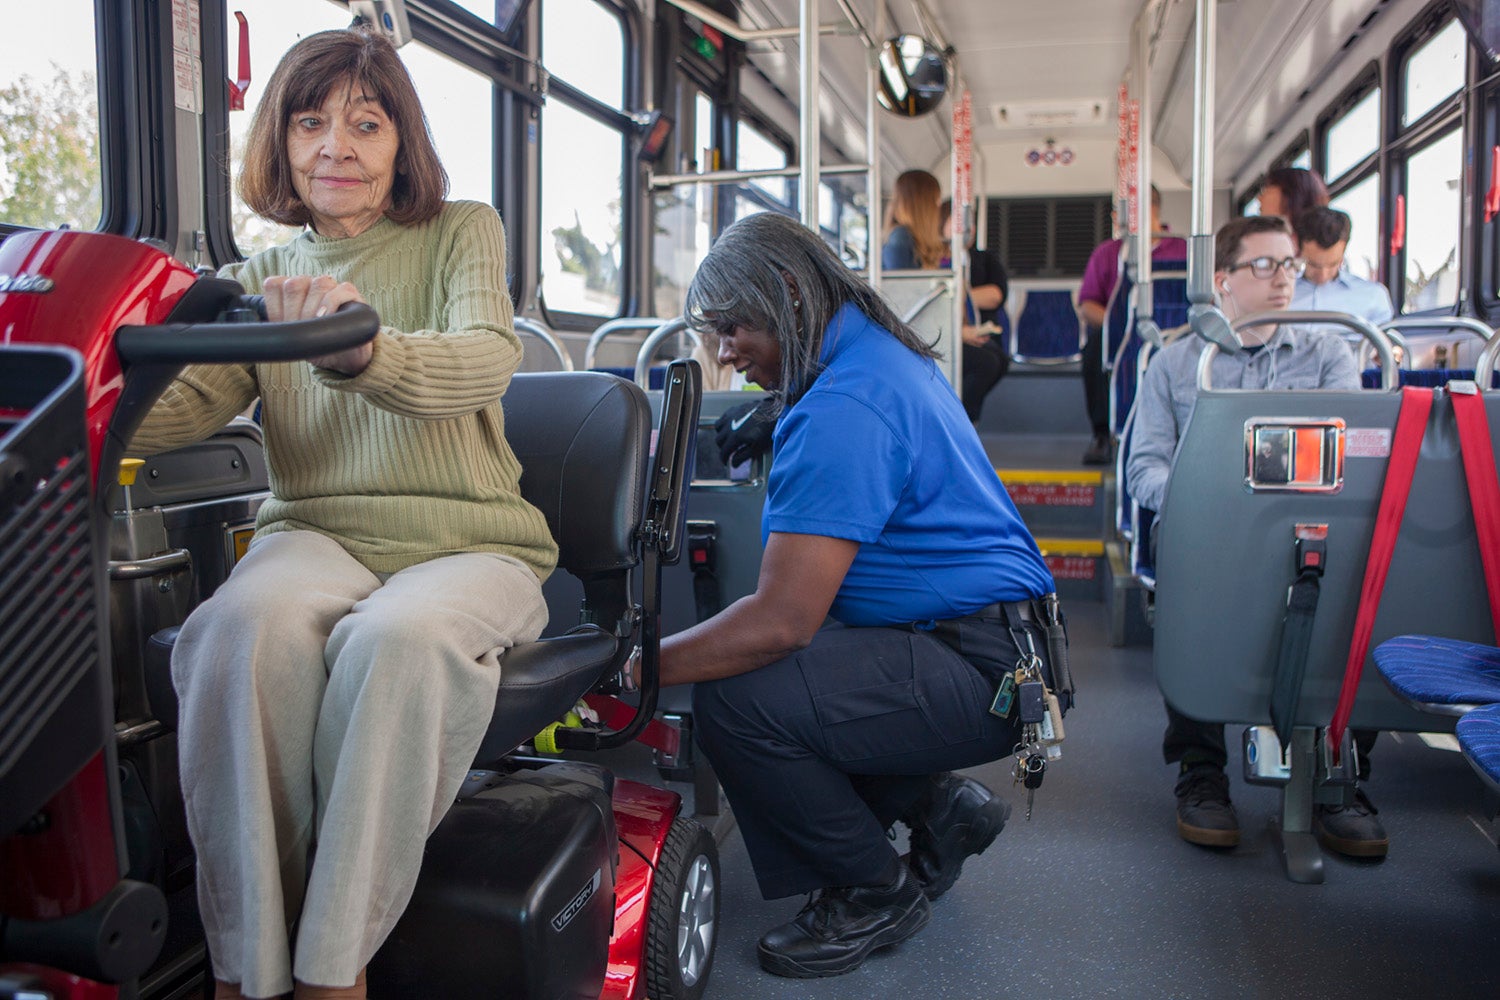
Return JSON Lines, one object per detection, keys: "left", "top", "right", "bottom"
{"left": 991, "top": 100, "right": 1108, "bottom": 131}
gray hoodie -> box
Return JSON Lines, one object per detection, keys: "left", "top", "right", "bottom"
{"left": 1125, "top": 325, "right": 1361, "bottom": 515}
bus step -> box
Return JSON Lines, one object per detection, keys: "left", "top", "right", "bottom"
{"left": 1033, "top": 537, "right": 1104, "bottom": 602}
{"left": 998, "top": 468, "right": 1109, "bottom": 540}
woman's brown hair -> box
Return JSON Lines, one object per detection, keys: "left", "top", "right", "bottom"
{"left": 884, "top": 169, "right": 945, "bottom": 269}
{"left": 238, "top": 28, "right": 448, "bottom": 230}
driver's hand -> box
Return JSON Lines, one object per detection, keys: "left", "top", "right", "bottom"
{"left": 261, "top": 274, "right": 373, "bottom": 375}
{"left": 714, "top": 395, "right": 778, "bottom": 466}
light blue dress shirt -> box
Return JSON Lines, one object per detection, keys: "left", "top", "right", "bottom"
{"left": 1291, "top": 269, "right": 1395, "bottom": 328}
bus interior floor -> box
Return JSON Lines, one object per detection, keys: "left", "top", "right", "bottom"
{"left": 695, "top": 599, "right": 1500, "bottom": 1000}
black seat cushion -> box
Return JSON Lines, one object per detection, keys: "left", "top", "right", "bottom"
{"left": 144, "top": 626, "right": 181, "bottom": 731}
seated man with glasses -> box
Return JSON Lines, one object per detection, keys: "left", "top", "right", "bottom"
{"left": 1126, "top": 215, "right": 1384, "bottom": 858}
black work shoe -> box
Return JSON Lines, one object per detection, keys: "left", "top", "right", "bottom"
{"left": 1174, "top": 764, "right": 1240, "bottom": 847}
{"left": 1082, "top": 432, "right": 1113, "bottom": 465}
{"left": 903, "top": 772, "right": 1011, "bottom": 901}
{"left": 757, "top": 864, "right": 931, "bottom": 979}
{"left": 1314, "top": 787, "right": 1389, "bottom": 858}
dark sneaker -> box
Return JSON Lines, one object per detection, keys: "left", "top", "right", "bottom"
{"left": 1174, "top": 764, "right": 1240, "bottom": 847}
{"left": 903, "top": 772, "right": 1011, "bottom": 900}
{"left": 1314, "top": 787, "right": 1388, "bottom": 858}
{"left": 757, "top": 864, "right": 931, "bottom": 979}
{"left": 1082, "top": 432, "right": 1113, "bottom": 465}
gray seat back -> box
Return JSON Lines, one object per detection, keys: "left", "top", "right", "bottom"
{"left": 1155, "top": 387, "right": 1499, "bottom": 732}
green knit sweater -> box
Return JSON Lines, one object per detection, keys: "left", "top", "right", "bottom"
{"left": 130, "top": 200, "right": 558, "bottom": 581}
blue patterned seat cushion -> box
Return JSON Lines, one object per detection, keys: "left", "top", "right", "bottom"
{"left": 1456, "top": 702, "right": 1500, "bottom": 787}
{"left": 1372, "top": 635, "right": 1500, "bottom": 708}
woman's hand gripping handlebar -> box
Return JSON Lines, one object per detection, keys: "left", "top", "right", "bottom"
{"left": 115, "top": 297, "right": 380, "bottom": 368}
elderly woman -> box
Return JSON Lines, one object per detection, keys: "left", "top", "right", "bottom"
{"left": 130, "top": 29, "right": 555, "bottom": 1000}
{"left": 658, "top": 212, "right": 1064, "bottom": 979}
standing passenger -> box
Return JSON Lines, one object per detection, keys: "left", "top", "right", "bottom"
{"left": 1126, "top": 215, "right": 1386, "bottom": 858}
{"left": 662, "top": 212, "right": 1066, "bottom": 979}
{"left": 1076, "top": 185, "right": 1187, "bottom": 464}
{"left": 1256, "top": 165, "right": 1329, "bottom": 226}
{"left": 130, "top": 29, "right": 556, "bottom": 1000}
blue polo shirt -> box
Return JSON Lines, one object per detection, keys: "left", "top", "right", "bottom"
{"left": 763, "top": 303, "right": 1054, "bottom": 627}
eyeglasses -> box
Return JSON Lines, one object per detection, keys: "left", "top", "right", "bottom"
{"left": 1226, "top": 256, "right": 1306, "bottom": 279}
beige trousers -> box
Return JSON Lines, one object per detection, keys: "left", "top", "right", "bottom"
{"left": 171, "top": 531, "right": 547, "bottom": 998}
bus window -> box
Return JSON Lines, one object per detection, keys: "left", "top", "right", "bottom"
{"left": 1324, "top": 87, "right": 1380, "bottom": 182}
{"left": 652, "top": 91, "right": 717, "bottom": 317}
{"left": 539, "top": 0, "right": 627, "bottom": 319}
{"left": 1329, "top": 173, "right": 1380, "bottom": 281}
{"left": 1291, "top": 148, "right": 1313, "bottom": 171}
{"left": 2, "top": 1, "right": 101, "bottom": 231}
{"left": 1402, "top": 19, "right": 1467, "bottom": 128}
{"left": 227, "top": 0, "right": 351, "bottom": 256}
{"left": 1402, "top": 127, "right": 1463, "bottom": 311}
{"left": 398, "top": 45, "right": 495, "bottom": 206}
{"left": 543, "top": 0, "right": 624, "bottom": 109}
{"left": 737, "top": 121, "right": 789, "bottom": 204}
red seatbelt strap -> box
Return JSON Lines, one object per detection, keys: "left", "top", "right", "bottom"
{"left": 1450, "top": 385, "right": 1500, "bottom": 637}
{"left": 1328, "top": 386, "right": 1434, "bottom": 759}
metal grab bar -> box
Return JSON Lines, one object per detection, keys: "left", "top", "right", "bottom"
{"left": 584, "top": 317, "right": 672, "bottom": 370}
{"left": 633, "top": 319, "right": 701, "bottom": 389}
{"left": 1196, "top": 310, "right": 1399, "bottom": 391}
{"left": 512, "top": 317, "right": 574, "bottom": 372}
{"left": 1367, "top": 316, "right": 1496, "bottom": 372}
{"left": 109, "top": 549, "right": 193, "bottom": 581}
{"left": 1475, "top": 336, "right": 1500, "bottom": 392}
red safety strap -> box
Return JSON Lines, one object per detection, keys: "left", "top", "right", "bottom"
{"left": 1328, "top": 386, "right": 1434, "bottom": 759}
{"left": 227, "top": 12, "right": 252, "bottom": 111}
{"left": 1451, "top": 386, "right": 1500, "bottom": 637}
{"left": 582, "top": 693, "right": 681, "bottom": 757}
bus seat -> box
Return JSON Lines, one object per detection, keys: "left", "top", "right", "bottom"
{"left": 144, "top": 372, "right": 663, "bottom": 766}
{"left": 592, "top": 365, "right": 668, "bottom": 389}
{"left": 1359, "top": 368, "right": 1500, "bottom": 389}
{"left": 1455, "top": 701, "right": 1500, "bottom": 796}
{"left": 1154, "top": 388, "right": 1500, "bottom": 736}
{"left": 1013, "top": 289, "right": 1082, "bottom": 363}
{"left": 1372, "top": 634, "right": 1500, "bottom": 714}
{"left": 1108, "top": 265, "right": 1188, "bottom": 434}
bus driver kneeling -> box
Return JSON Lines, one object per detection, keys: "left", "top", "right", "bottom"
{"left": 653, "top": 212, "right": 1068, "bottom": 980}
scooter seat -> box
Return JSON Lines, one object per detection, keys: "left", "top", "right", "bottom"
{"left": 144, "top": 625, "right": 620, "bottom": 764}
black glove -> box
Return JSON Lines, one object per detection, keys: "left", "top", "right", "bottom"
{"left": 714, "top": 396, "right": 778, "bottom": 466}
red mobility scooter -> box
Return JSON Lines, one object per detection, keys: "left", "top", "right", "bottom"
{"left": 0, "top": 229, "right": 717, "bottom": 1000}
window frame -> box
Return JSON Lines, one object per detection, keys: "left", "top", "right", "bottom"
{"left": 535, "top": 0, "right": 640, "bottom": 326}
{"left": 1393, "top": 3, "right": 1468, "bottom": 136}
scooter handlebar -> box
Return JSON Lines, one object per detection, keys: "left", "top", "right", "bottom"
{"left": 115, "top": 301, "right": 380, "bottom": 366}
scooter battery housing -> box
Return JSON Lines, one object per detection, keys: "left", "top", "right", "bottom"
{"left": 370, "top": 762, "right": 618, "bottom": 1000}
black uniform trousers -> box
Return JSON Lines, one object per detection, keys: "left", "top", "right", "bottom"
{"left": 1162, "top": 703, "right": 1377, "bottom": 782}
{"left": 1081, "top": 323, "right": 1110, "bottom": 437}
{"left": 693, "top": 610, "right": 1052, "bottom": 900}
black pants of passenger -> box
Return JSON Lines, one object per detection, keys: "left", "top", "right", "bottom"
{"left": 1081, "top": 323, "right": 1110, "bottom": 437}
{"left": 692, "top": 618, "right": 1036, "bottom": 899}
{"left": 961, "top": 339, "right": 1010, "bottom": 423}
{"left": 1162, "top": 702, "right": 1377, "bottom": 782}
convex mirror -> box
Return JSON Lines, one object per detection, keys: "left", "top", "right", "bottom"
{"left": 877, "top": 35, "right": 948, "bottom": 118}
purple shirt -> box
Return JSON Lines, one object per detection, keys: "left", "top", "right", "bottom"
{"left": 1078, "top": 236, "right": 1189, "bottom": 308}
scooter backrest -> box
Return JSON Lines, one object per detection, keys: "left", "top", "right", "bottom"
{"left": 502, "top": 372, "right": 652, "bottom": 579}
